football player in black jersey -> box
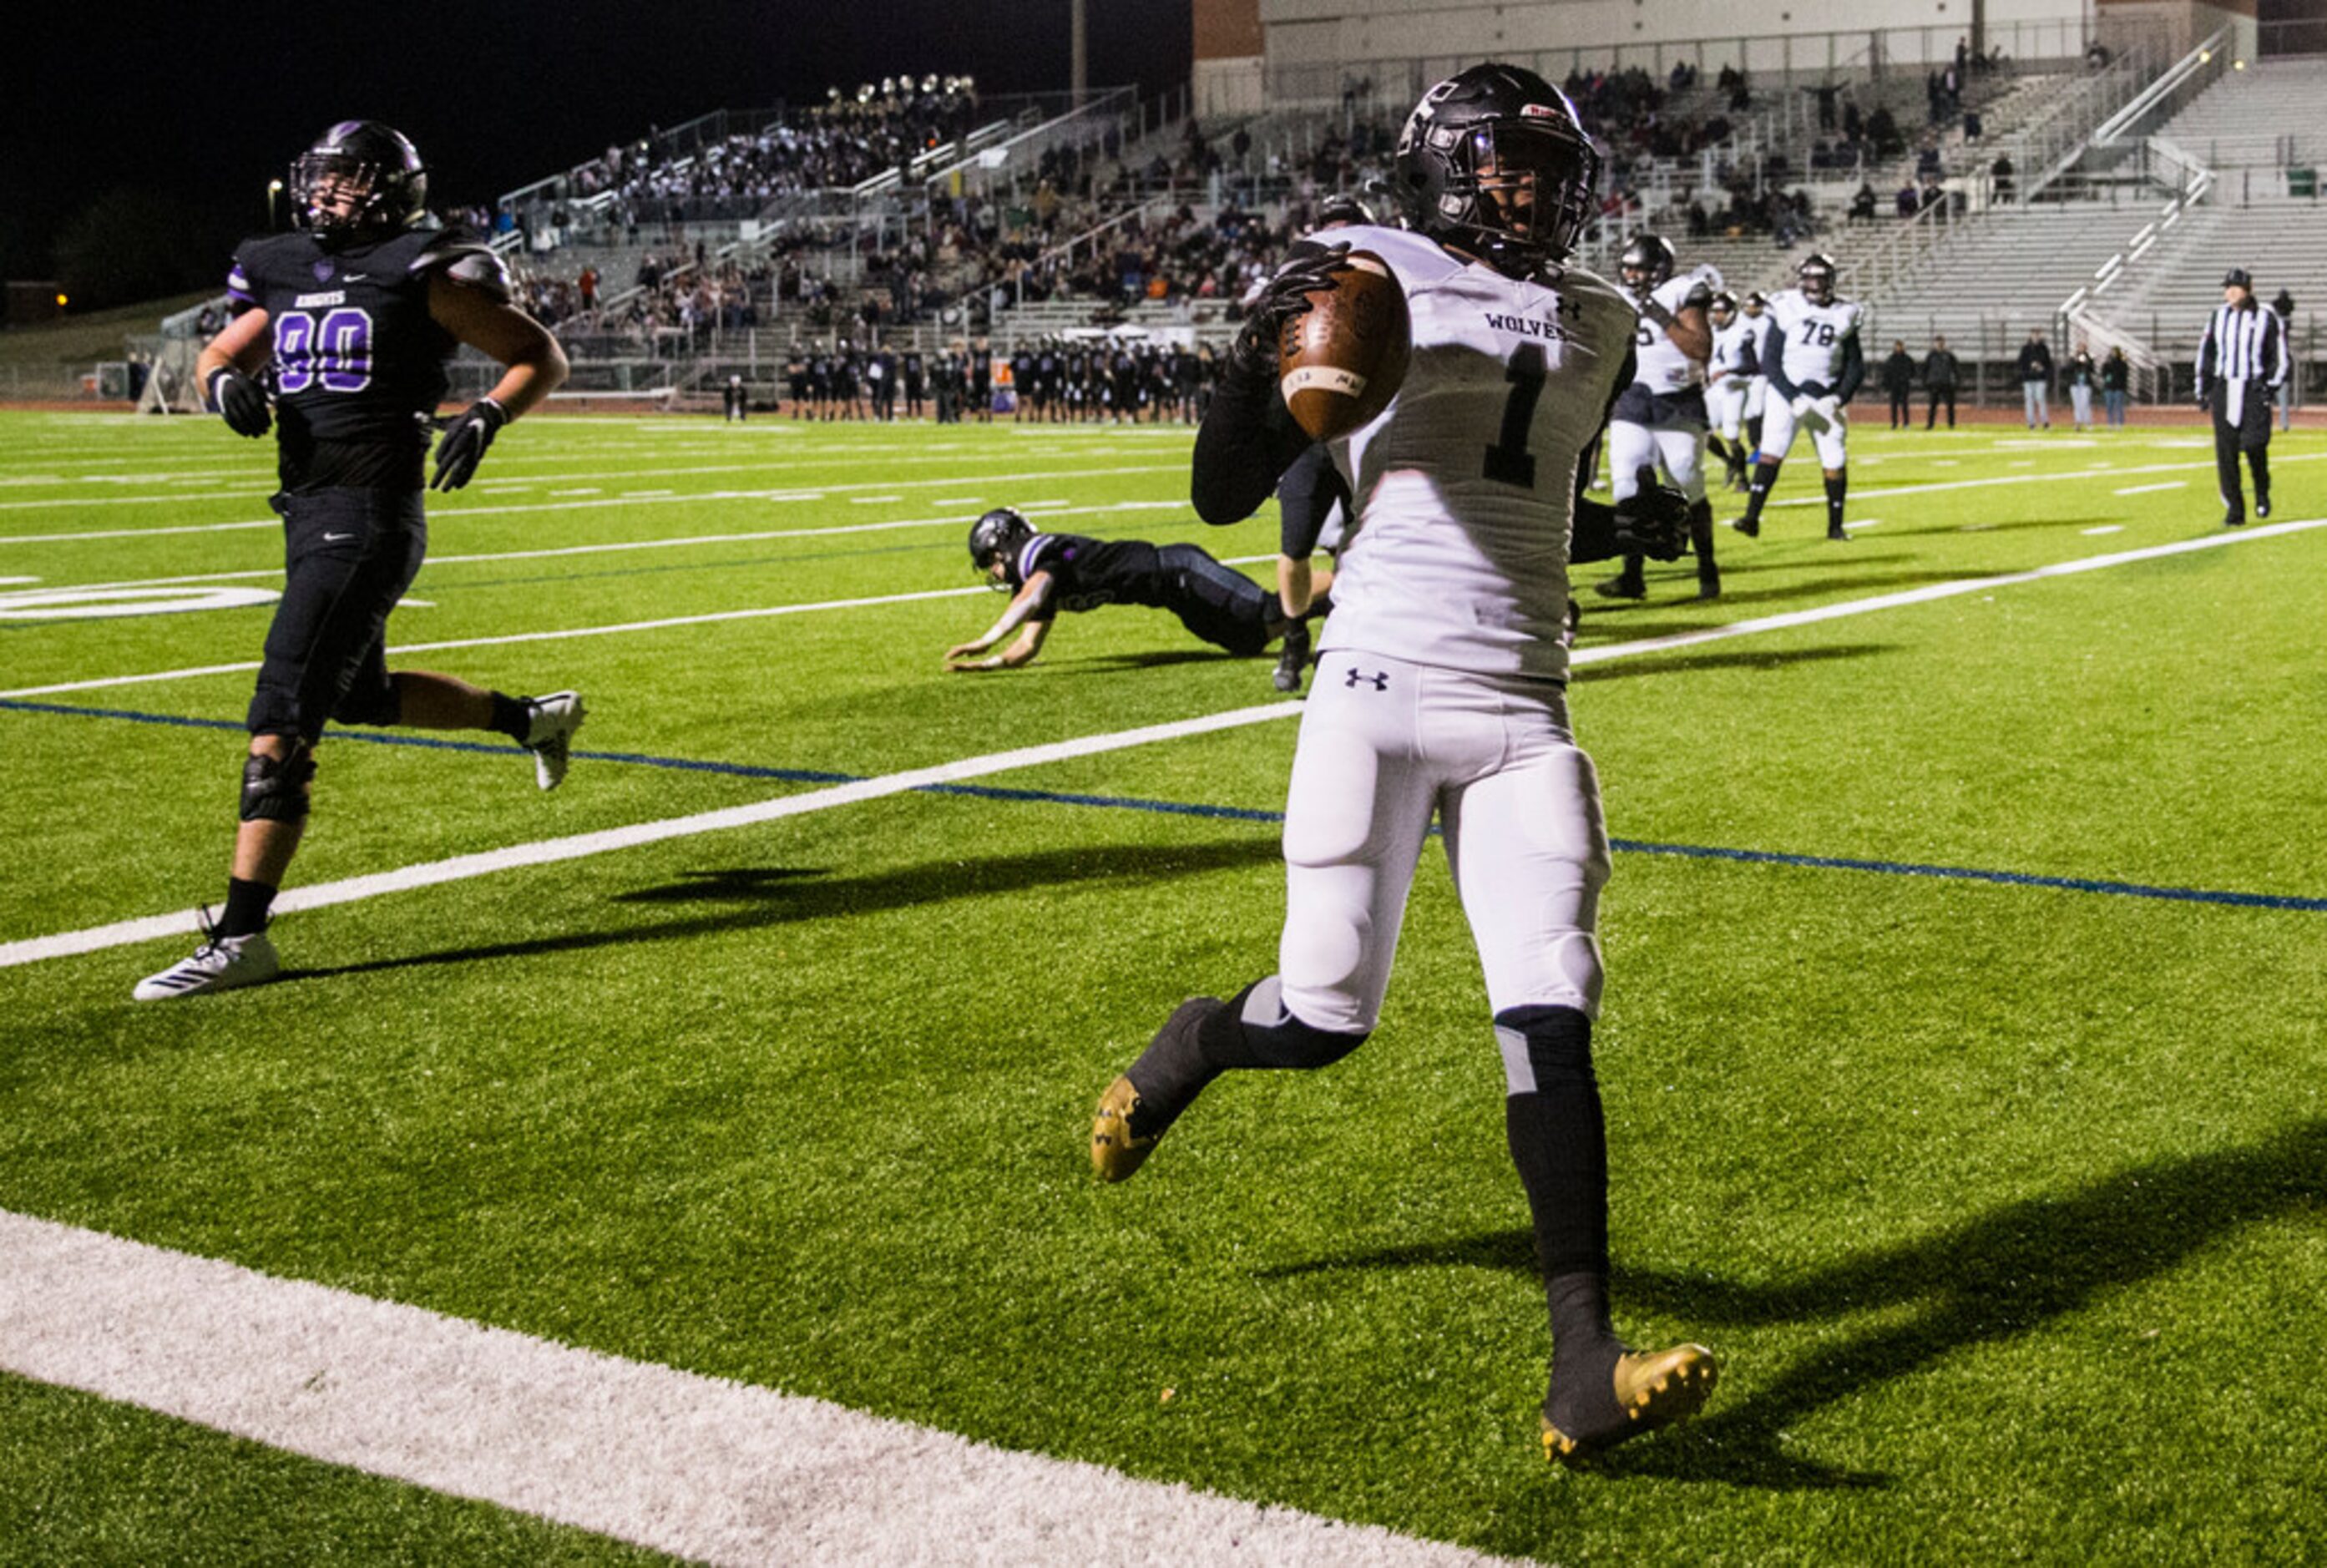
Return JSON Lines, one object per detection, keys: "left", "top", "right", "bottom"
{"left": 134, "top": 121, "right": 579, "bottom": 1001}
{"left": 943, "top": 508, "right": 1321, "bottom": 673}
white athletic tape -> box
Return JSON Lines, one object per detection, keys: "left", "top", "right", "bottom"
{"left": 0, "top": 1209, "right": 1508, "bottom": 1568}
{"left": 1282, "top": 366, "right": 1368, "bottom": 401}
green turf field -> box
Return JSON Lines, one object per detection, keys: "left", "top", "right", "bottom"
{"left": 2, "top": 407, "right": 2322, "bottom": 1563}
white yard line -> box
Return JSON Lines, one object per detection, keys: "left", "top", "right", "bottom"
{"left": 5, "top": 522, "right": 2319, "bottom": 968}
{"left": 0, "top": 463, "right": 1186, "bottom": 544}
{"left": 0, "top": 1210, "right": 1504, "bottom": 1568}
{"left": 2114, "top": 481, "right": 2187, "bottom": 496}
{"left": 15, "top": 502, "right": 1199, "bottom": 596}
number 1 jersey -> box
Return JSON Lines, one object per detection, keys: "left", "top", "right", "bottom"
{"left": 1318, "top": 225, "right": 1636, "bottom": 681}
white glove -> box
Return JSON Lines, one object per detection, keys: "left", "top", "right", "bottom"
{"left": 1814, "top": 395, "right": 1842, "bottom": 427}
{"left": 1789, "top": 393, "right": 1821, "bottom": 428}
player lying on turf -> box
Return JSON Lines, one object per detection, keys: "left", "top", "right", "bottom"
{"left": 943, "top": 508, "right": 1323, "bottom": 674}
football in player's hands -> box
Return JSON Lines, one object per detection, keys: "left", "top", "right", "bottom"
{"left": 1612, "top": 468, "right": 1690, "bottom": 561}
{"left": 1277, "top": 250, "right": 1412, "bottom": 442}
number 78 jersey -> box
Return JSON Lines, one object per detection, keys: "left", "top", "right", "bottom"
{"left": 1318, "top": 225, "right": 1636, "bottom": 682}
{"left": 1762, "top": 286, "right": 1864, "bottom": 392}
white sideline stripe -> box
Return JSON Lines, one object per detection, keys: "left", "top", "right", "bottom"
{"left": 0, "top": 464, "right": 1186, "bottom": 544}
{"left": 22, "top": 501, "right": 1196, "bottom": 596}
{"left": 4, "top": 524, "right": 2319, "bottom": 971}
{"left": 2115, "top": 480, "right": 2187, "bottom": 495}
{"left": 1760, "top": 448, "right": 2324, "bottom": 509}
{"left": 0, "top": 1210, "right": 1503, "bottom": 1568}
{"left": 0, "top": 691, "right": 1302, "bottom": 967}
{"left": 0, "top": 549, "right": 1276, "bottom": 701}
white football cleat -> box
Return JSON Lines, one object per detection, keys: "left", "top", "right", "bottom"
{"left": 133, "top": 925, "right": 281, "bottom": 1002}
{"left": 523, "top": 690, "right": 586, "bottom": 791}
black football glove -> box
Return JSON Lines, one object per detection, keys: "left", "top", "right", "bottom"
{"left": 1228, "top": 242, "right": 1353, "bottom": 379}
{"left": 1611, "top": 466, "right": 1691, "bottom": 561}
{"left": 206, "top": 366, "right": 271, "bottom": 438}
{"left": 430, "top": 397, "right": 509, "bottom": 492}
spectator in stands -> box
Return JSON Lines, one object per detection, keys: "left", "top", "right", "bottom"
{"left": 1896, "top": 180, "right": 1920, "bottom": 219}
{"left": 1923, "top": 336, "right": 1960, "bottom": 428}
{"left": 1866, "top": 104, "right": 1903, "bottom": 159}
{"left": 1963, "top": 108, "right": 1984, "bottom": 144}
{"left": 2101, "top": 346, "right": 2132, "bottom": 427}
{"left": 1991, "top": 154, "right": 2016, "bottom": 204}
{"left": 2066, "top": 343, "right": 2098, "bottom": 431}
{"left": 2018, "top": 330, "right": 2054, "bottom": 429}
{"left": 1882, "top": 341, "right": 1917, "bottom": 428}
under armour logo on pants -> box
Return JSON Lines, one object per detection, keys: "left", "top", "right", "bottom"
{"left": 1344, "top": 668, "right": 1389, "bottom": 690}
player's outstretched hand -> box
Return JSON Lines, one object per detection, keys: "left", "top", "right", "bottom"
{"left": 1229, "top": 243, "right": 1353, "bottom": 377}
{"left": 431, "top": 397, "right": 508, "bottom": 491}
{"left": 1613, "top": 466, "right": 1691, "bottom": 561}
{"left": 206, "top": 367, "right": 271, "bottom": 438}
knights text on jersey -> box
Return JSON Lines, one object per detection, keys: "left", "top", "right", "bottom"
{"left": 225, "top": 228, "right": 498, "bottom": 463}
{"left": 1763, "top": 288, "right": 1864, "bottom": 392}
{"left": 1312, "top": 225, "right": 1636, "bottom": 682}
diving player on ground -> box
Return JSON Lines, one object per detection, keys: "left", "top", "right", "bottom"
{"left": 134, "top": 122, "right": 579, "bottom": 1000}
{"left": 1084, "top": 63, "right": 1715, "bottom": 1466}
{"left": 945, "top": 508, "right": 1320, "bottom": 672}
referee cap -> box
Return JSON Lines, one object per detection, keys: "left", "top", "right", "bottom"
{"left": 2223, "top": 267, "right": 2253, "bottom": 290}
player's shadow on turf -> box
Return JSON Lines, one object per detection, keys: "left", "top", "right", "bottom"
{"left": 281, "top": 837, "right": 1283, "bottom": 982}
{"left": 1887, "top": 514, "right": 2128, "bottom": 538}
{"left": 1573, "top": 644, "right": 1890, "bottom": 681}
{"left": 1064, "top": 649, "right": 1269, "bottom": 673}
{"left": 1257, "top": 1116, "right": 2327, "bottom": 1495}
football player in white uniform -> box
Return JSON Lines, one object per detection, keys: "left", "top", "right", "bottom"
{"left": 1086, "top": 63, "right": 1716, "bottom": 1467}
{"left": 1596, "top": 233, "right": 1721, "bottom": 601}
{"left": 1733, "top": 253, "right": 1865, "bottom": 541}
{"left": 1704, "top": 291, "right": 1761, "bottom": 493}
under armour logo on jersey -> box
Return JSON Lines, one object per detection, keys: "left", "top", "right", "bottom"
{"left": 1344, "top": 668, "right": 1390, "bottom": 690}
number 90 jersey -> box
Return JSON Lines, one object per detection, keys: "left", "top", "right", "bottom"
{"left": 1318, "top": 225, "right": 1636, "bottom": 683}
{"left": 1762, "top": 286, "right": 1864, "bottom": 395}
{"left": 225, "top": 228, "right": 509, "bottom": 453}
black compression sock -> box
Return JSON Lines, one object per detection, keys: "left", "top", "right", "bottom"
{"left": 216, "top": 876, "right": 278, "bottom": 938}
{"left": 488, "top": 692, "right": 533, "bottom": 742}
{"left": 1824, "top": 472, "right": 1849, "bottom": 534}
{"left": 1743, "top": 459, "right": 1781, "bottom": 520}
{"left": 1303, "top": 590, "right": 1333, "bottom": 621}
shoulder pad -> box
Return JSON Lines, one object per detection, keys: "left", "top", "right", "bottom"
{"left": 413, "top": 234, "right": 514, "bottom": 303}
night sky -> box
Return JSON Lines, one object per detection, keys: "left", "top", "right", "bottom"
{"left": 1, "top": 0, "right": 1192, "bottom": 286}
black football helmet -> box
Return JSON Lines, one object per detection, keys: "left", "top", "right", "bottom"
{"left": 1393, "top": 63, "right": 1601, "bottom": 274}
{"left": 1707, "top": 289, "right": 1738, "bottom": 322}
{"left": 968, "top": 508, "right": 1034, "bottom": 584}
{"left": 1797, "top": 252, "right": 1839, "bottom": 306}
{"left": 291, "top": 121, "right": 428, "bottom": 236}
{"left": 1619, "top": 233, "right": 1677, "bottom": 293}
{"left": 1317, "top": 193, "right": 1377, "bottom": 228}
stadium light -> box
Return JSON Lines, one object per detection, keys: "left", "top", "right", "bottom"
{"left": 54, "top": 293, "right": 68, "bottom": 308}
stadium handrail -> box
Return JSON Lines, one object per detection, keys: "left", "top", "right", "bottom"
{"left": 2092, "top": 27, "right": 2233, "bottom": 145}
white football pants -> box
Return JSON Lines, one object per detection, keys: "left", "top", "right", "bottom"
{"left": 1609, "top": 419, "right": 1707, "bottom": 502}
{"left": 1277, "top": 654, "right": 1611, "bottom": 1035}
{"left": 1707, "top": 380, "right": 1748, "bottom": 443}
{"left": 1758, "top": 393, "right": 1849, "bottom": 469}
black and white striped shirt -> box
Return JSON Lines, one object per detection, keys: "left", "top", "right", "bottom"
{"left": 2196, "top": 302, "right": 2286, "bottom": 388}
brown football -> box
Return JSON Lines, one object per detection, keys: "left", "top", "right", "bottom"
{"left": 1277, "top": 250, "right": 1412, "bottom": 442}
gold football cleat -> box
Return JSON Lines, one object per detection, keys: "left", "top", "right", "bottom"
{"left": 1090, "top": 1074, "right": 1165, "bottom": 1182}
{"left": 1542, "top": 1343, "right": 1719, "bottom": 1467}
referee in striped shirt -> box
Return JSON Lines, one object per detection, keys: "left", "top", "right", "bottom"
{"left": 2197, "top": 267, "right": 2286, "bottom": 526}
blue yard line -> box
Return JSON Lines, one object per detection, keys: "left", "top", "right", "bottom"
{"left": 6, "top": 695, "right": 2321, "bottom": 913}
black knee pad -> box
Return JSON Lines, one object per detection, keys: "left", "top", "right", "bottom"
{"left": 240, "top": 746, "right": 317, "bottom": 822}
{"left": 1220, "top": 978, "right": 1370, "bottom": 1070}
